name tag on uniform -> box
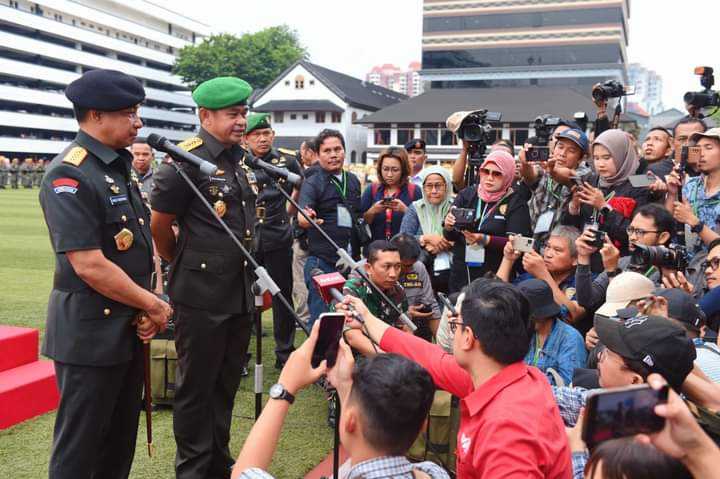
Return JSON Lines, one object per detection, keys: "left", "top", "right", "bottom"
{"left": 337, "top": 205, "right": 352, "bottom": 228}
{"left": 465, "top": 244, "right": 485, "bottom": 267}
{"left": 109, "top": 195, "right": 128, "bottom": 206}
{"left": 534, "top": 209, "right": 555, "bottom": 235}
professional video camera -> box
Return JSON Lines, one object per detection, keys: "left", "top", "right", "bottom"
{"left": 591, "top": 80, "right": 634, "bottom": 103}
{"left": 630, "top": 243, "right": 689, "bottom": 272}
{"left": 526, "top": 114, "right": 561, "bottom": 162}
{"left": 452, "top": 109, "right": 502, "bottom": 186}
{"left": 684, "top": 66, "right": 720, "bottom": 111}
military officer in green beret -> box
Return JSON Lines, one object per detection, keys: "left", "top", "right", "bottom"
{"left": 243, "top": 113, "right": 303, "bottom": 368}
{"left": 150, "top": 76, "right": 257, "bottom": 479}
{"left": 39, "top": 68, "right": 172, "bottom": 479}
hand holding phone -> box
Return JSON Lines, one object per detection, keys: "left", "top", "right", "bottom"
{"left": 311, "top": 313, "right": 345, "bottom": 368}
{"left": 512, "top": 235, "right": 535, "bottom": 253}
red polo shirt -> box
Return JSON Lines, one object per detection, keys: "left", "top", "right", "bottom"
{"left": 380, "top": 328, "right": 572, "bottom": 479}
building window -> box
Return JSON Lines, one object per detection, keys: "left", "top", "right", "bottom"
{"left": 295, "top": 75, "right": 305, "bottom": 89}
{"left": 351, "top": 111, "right": 358, "bottom": 122}
{"left": 362, "top": 152, "right": 368, "bottom": 164}
{"left": 350, "top": 151, "right": 357, "bottom": 163}
{"left": 397, "top": 129, "right": 414, "bottom": 146}
{"left": 374, "top": 129, "right": 391, "bottom": 145}
{"left": 421, "top": 128, "right": 438, "bottom": 146}
{"left": 309, "top": 80, "right": 315, "bottom": 85}
{"left": 302, "top": 113, "right": 309, "bottom": 120}
{"left": 285, "top": 80, "right": 290, "bottom": 86}
{"left": 440, "top": 129, "right": 457, "bottom": 146}
{"left": 315, "top": 112, "right": 326, "bottom": 123}
{"left": 512, "top": 128, "right": 529, "bottom": 146}
{"left": 331, "top": 112, "right": 342, "bottom": 123}
{"left": 290, "top": 113, "right": 297, "bottom": 120}
{"left": 273, "top": 112, "right": 284, "bottom": 123}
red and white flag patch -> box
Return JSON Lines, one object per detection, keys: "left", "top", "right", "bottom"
{"left": 52, "top": 178, "right": 79, "bottom": 194}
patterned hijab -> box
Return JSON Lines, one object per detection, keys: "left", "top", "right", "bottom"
{"left": 413, "top": 166, "right": 453, "bottom": 236}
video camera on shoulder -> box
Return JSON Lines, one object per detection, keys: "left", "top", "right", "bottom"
{"left": 526, "top": 115, "right": 560, "bottom": 162}
{"left": 684, "top": 66, "right": 720, "bottom": 111}
{"left": 451, "top": 206, "right": 476, "bottom": 231}
{"left": 592, "top": 80, "right": 635, "bottom": 103}
{"left": 457, "top": 109, "right": 502, "bottom": 166}
{"left": 630, "top": 243, "right": 689, "bottom": 272}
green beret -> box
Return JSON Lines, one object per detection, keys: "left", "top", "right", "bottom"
{"left": 192, "top": 77, "right": 252, "bottom": 109}
{"left": 245, "top": 113, "right": 272, "bottom": 135}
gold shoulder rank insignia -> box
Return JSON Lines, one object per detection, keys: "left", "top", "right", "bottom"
{"left": 62, "top": 146, "right": 87, "bottom": 167}
{"left": 277, "top": 147, "right": 296, "bottom": 156}
{"left": 177, "top": 137, "right": 203, "bottom": 152}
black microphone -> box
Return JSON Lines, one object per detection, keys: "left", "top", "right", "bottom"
{"left": 147, "top": 134, "right": 218, "bottom": 176}
{"left": 245, "top": 151, "right": 302, "bottom": 186}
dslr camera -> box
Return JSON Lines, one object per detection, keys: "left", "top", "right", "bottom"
{"left": 526, "top": 114, "right": 560, "bottom": 162}
{"left": 684, "top": 66, "right": 720, "bottom": 111}
{"left": 592, "top": 80, "right": 634, "bottom": 103}
{"left": 630, "top": 243, "right": 689, "bottom": 272}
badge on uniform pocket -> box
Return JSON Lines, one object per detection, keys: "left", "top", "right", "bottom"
{"left": 114, "top": 228, "right": 134, "bottom": 251}
{"left": 214, "top": 200, "right": 227, "bottom": 218}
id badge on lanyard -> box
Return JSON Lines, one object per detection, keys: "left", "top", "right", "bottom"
{"left": 337, "top": 205, "right": 352, "bottom": 228}
{"left": 465, "top": 244, "right": 485, "bottom": 267}
{"left": 534, "top": 210, "right": 555, "bottom": 235}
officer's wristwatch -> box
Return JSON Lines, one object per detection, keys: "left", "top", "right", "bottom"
{"left": 269, "top": 383, "right": 295, "bottom": 404}
{"left": 691, "top": 221, "right": 705, "bottom": 234}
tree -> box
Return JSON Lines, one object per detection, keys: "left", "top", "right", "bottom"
{"left": 173, "top": 25, "right": 308, "bottom": 91}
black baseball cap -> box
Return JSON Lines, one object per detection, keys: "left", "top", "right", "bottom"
{"left": 404, "top": 138, "right": 426, "bottom": 152}
{"left": 517, "top": 278, "right": 561, "bottom": 320}
{"left": 653, "top": 288, "right": 706, "bottom": 330}
{"left": 596, "top": 315, "right": 696, "bottom": 391}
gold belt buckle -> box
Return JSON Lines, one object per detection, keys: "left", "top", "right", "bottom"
{"left": 256, "top": 206, "right": 266, "bottom": 219}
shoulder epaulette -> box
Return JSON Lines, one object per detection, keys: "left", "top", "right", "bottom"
{"left": 62, "top": 146, "right": 87, "bottom": 167}
{"left": 177, "top": 137, "right": 203, "bottom": 152}
{"left": 277, "top": 147, "right": 296, "bottom": 157}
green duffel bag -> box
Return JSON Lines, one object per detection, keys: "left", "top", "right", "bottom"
{"left": 150, "top": 339, "right": 178, "bottom": 406}
{"left": 408, "top": 390, "right": 459, "bottom": 476}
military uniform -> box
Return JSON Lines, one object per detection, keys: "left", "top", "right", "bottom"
{"left": 150, "top": 77, "right": 257, "bottom": 479}
{"left": 0, "top": 159, "right": 8, "bottom": 188}
{"left": 244, "top": 113, "right": 302, "bottom": 365}
{"left": 20, "top": 161, "right": 33, "bottom": 188}
{"left": 34, "top": 161, "right": 45, "bottom": 187}
{"left": 39, "top": 68, "right": 152, "bottom": 479}
{"left": 9, "top": 160, "right": 19, "bottom": 188}
{"left": 343, "top": 276, "right": 408, "bottom": 326}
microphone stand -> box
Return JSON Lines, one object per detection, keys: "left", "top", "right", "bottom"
{"left": 165, "top": 158, "right": 310, "bottom": 421}
{"left": 249, "top": 155, "right": 416, "bottom": 332}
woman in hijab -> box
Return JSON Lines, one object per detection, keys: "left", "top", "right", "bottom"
{"left": 443, "top": 150, "right": 532, "bottom": 293}
{"left": 562, "top": 129, "right": 650, "bottom": 254}
{"left": 400, "top": 165, "right": 454, "bottom": 292}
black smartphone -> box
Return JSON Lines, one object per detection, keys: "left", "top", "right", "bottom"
{"left": 526, "top": 146, "right": 550, "bottom": 162}
{"left": 311, "top": 313, "right": 345, "bottom": 368}
{"left": 569, "top": 175, "right": 584, "bottom": 188}
{"left": 582, "top": 384, "right": 669, "bottom": 449}
{"left": 587, "top": 228, "right": 606, "bottom": 249}
{"left": 382, "top": 196, "right": 394, "bottom": 204}
{"left": 451, "top": 207, "right": 476, "bottom": 230}
{"left": 437, "top": 292, "right": 457, "bottom": 317}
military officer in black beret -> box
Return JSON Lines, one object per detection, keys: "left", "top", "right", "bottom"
{"left": 242, "top": 113, "right": 303, "bottom": 368}
{"left": 39, "top": 68, "right": 172, "bottom": 479}
{"left": 150, "top": 76, "right": 257, "bottom": 479}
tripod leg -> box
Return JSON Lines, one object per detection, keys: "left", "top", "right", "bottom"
{"left": 333, "top": 393, "right": 340, "bottom": 479}
{"left": 254, "top": 304, "right": 263, "bottom": 420}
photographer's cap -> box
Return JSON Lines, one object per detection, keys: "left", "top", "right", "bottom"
{"left": 595, "top": 315, "right": 696, "bottom": 391}
{"left": 596, "top": 271, "right": 654, "bottom": 318}
{"left": 556, "top": 128, "right": 589, "bottom": 153}
{"left": 690, "top": 127, "right": 720, "bottom": 144}
{"left": 653, "top": 288, "right": 706, "bottom": 330}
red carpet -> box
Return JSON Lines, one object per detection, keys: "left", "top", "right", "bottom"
{"left": 0, "top": 325, "right": 59, "bottom": 429}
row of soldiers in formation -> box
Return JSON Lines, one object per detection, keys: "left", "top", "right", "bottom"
{"left": 0, "top": 156, "right": 49, "bottom": 188}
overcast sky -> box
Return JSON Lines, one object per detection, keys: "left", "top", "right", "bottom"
{"left": 155, "top": 0, "right": 718, "bottom": 111}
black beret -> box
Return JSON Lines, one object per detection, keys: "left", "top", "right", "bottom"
{"left": 65, "top": 69, "right": 145, "bottom": 111}
{"left": 404, "top": 138, "right": 426, "bottom": 152}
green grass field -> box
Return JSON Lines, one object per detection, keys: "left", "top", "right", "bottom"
{"left": 0, "top": 188, "right": 331, "bottom": 478}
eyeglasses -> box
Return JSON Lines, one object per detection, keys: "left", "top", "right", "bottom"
{"left": 702, "top": 257, "right": 720, "bottom": 272}
{"left": 381, "top": 166, "right": 402, "bottom": 174}
{"left": 626, "top": 227, "right": 659, "bottom": 237}
{"left": 479, "top": 168, "right": 503, "bottom": 179}
{"left": 447, "top": 320, "right": 466, "bottom": 334}
{"left": 423, "top": 182, "right": 446, "bottom": 191}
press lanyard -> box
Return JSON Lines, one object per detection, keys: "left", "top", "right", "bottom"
{"left": 645, "top": 266, "right": 657, "bottom": 278}
{"left": 330, "top": 171, "right": 347, "bottom": 199}
{"left": 546, "top": 178, "right": 563, "bottom": 202}
{"left": 532, "top": 335, "right": 542, "bottom": 366}
{"left": 384, "top": 187, "right": 400, "bottom": 240}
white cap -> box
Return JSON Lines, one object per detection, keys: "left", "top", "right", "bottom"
{"left": 595, "top": 271, "right": 655, "bottom": 317}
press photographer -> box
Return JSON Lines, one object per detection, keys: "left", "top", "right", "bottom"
{"left": 642, "top": 127, "right": 675, "bottom": 178}
{"left": 591, "top": 79, "right": 634, "bottom": 135}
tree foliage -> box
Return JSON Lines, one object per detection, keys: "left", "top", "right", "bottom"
{"left": 173, "top": 25, "right": 308, "bottom": 91}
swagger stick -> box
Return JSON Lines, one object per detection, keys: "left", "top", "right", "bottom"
{"left": 143, "top": 337, "right": 154, "bottom": 457}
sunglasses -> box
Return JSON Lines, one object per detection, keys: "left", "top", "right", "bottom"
{"left": 479, "top": 168, "right": 503, "bottom": 179}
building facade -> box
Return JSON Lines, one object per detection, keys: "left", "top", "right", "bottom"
{"left": 628, "top": 63, "right": 663, "bottom": 115}
{"left": 0, "top": 0, "right": 208, "bottom": 158}
{"left": 421, "top": 0, "right": 630, "bottom": 90}
{"left": 366, "top": 62, "right": 423, "bottom": 97}
{"left": 252, "top": 60, "right": 406, "bottom": 163}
